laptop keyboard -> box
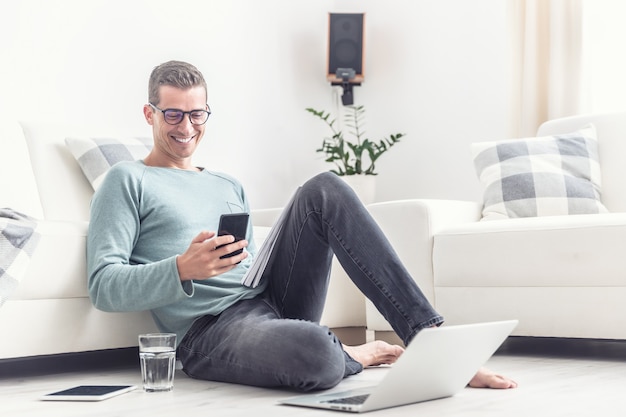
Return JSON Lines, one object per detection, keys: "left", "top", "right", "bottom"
{"left": 323, "top": 394, "right": 370, "bottom": 405}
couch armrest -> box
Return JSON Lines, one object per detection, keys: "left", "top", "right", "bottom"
{"left": 364, "top": 199, "right": 482, "bottom": 332}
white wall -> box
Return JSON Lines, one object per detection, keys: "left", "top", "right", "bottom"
{"left": 0, "top": 0, "right": 514, "bottom": 209}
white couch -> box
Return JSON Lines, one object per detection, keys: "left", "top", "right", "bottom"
{"left": 365, "top": 112, "right": 626, "bottom": 341}
{"left": 0, "top": 120, "right": 364, "bottom": 360}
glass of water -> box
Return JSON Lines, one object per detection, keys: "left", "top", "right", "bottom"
{"left": 138, "top": 333, "right": 177, "bottom": 392}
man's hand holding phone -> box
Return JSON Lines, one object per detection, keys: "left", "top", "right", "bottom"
{"left": 176, "top": 213, "right": 250, "bottom": 282}
{"left": 215, "top": 213, "right": 249, "bottom": 259}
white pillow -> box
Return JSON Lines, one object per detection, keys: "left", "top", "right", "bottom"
{"left": 65, "top": 137, "right": 152, "bottom": 190}
{"left": 471, "top": 124, "right": 608, "bottom": 221}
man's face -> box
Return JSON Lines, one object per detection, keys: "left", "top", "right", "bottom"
{"left": 143, "top": 85, "right": 208, "bottom": 169}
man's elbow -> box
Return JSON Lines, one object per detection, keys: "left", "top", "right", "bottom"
{"left": 88, "top": 276, "right": 118, "bottom": 312}
{"left": 88, "top": 290, "right": 117, "bottom": 312}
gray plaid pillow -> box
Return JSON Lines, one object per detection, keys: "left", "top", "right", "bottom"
{"left": 65, "top": 137, "right": 152, "bottom": 190}
{"left": 471, "top": 124, "right": 608, "bottom": 221}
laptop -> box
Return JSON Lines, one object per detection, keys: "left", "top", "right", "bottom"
{"left": 278, "top": 320, "right": 518, "bottom": 413}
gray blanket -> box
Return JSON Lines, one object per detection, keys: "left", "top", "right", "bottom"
{"left": 0, "top": 208, "right": 40, "bottom": 307}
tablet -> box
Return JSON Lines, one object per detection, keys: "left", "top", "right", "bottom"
{"left": 40, "top": 385, "right": 136, "bottom": 401}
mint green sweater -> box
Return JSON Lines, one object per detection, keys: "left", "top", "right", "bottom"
{"left": 87, "top": 161, "right": 266, "bottom": 344}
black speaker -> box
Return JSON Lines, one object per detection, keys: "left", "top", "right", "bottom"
{"left": 327, "top": 13, "right": 365, "bottom": 83}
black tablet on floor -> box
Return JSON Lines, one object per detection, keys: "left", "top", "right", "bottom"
{"left": 40, "top": 385, "right": 136, "bottom": 401}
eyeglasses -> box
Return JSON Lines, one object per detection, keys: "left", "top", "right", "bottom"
{"left": 149, "top": 103, "right": 211, "bottom": 125}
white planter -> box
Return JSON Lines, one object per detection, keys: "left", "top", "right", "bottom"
{"left": 340, "top": 175, "right": 376, "bottom": 205}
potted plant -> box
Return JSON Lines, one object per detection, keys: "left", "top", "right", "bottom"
{"left": 305, "top": 105, "right": 406, "bottom": 176}
{"left": 305, "top": 105, "right": 406, "bottom": 203}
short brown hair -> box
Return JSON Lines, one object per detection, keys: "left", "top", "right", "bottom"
{"left": 148, "top": 60, "right": 207, "bottom": 105}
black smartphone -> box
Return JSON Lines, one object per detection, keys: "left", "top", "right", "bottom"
{"left": 216, "top": 213, "right": 249, "bottom": 259}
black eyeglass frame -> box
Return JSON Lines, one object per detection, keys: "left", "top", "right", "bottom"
{"left": 148, "top": 103, "right": 211, "bottom": 125}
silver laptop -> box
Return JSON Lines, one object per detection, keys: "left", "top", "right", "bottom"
{"left": 279, "top": 320, "right": 518, "bottom": 413}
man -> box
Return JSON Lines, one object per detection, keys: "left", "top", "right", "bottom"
{"left": 87, "top": 60, "right": 516, "bottom": 391}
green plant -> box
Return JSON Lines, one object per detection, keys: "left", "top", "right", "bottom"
{"left": 306, "top": 105, "right": 405, "bottom": 176}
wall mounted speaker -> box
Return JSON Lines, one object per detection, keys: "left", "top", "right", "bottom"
{"left": 327, "top": 13, "right": 365, "bottom": 83}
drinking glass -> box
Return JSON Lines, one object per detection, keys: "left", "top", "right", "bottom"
{"left": 138, "top": 333, "right": 177, "bottom": 392}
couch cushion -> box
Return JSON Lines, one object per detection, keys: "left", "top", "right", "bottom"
{"left": 65, "top": 137, "right": 152, "bottom": 190}
{"left": 471, "top": 125, "right": 607, "bottom": 221}
{"left": 433, "top": 212, "right": 626, "bottom": 287}
{"left": 10, "top": 220, "right": 88, "bottom": 300}
{"left": 0, "top": 120, "right": 44, "bottom": 218}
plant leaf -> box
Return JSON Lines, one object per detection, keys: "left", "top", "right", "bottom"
{"left": 307, "top": 106, "right": 407, "bottom": 175}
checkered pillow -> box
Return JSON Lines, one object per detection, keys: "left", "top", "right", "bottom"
{"left": 471, "top": 124, "right": 608, "bottom": 221}
{"left": 65, "top": 137, "right": 152, "bottom": 190}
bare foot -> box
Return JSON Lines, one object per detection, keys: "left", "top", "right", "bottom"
{"left": 468, "top": 367, "right": 518, "bottom": 389}
{"left": 343, "top": 341, "right": 405, "bottom": 367}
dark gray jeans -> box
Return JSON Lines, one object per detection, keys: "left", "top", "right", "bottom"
{"left": 177, "top": 172, "right": 443, "bottom": 391}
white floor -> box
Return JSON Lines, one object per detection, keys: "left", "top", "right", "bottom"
{"left": 2, "top": 337, "right": 626, "bottom": 417}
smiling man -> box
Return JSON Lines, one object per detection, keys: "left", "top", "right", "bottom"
{"left": 143, "top": 77, "right": 209, "bottom": 169}
{"left": 87, "top": 60, "right": 516, "bottom": 392}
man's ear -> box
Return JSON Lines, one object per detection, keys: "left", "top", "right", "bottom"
{"left": 143, "top": 104, "right": 154, "bottom": 125}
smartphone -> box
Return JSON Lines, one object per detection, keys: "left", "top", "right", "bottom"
{"left": 217, "top": 213, "right": 249, "bottom": 259}
{"left": 40, "top": 385, "right": 136, "bottom": 401}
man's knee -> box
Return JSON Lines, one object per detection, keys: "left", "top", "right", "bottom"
{"left": 283, "top": 324, "right": 346, "bottom": 391}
